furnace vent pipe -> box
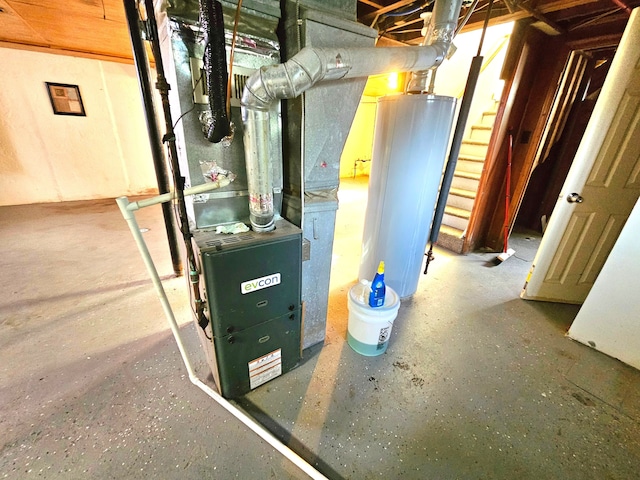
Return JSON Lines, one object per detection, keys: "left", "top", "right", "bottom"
{"left": 408, "top": 0, "right": 466, "bottom": 92}
{"left": 242, "top": 45, "right": 445, "bottom": 112}
{"left": 242, "top": 45, "right": 446, "bottom": 231}
{"left": 241, "top": 0, "right": 463, "bottom": 232}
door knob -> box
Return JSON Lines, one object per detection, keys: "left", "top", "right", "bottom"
{"left": 566, "top": 193, "right": 584, "bottom": 203}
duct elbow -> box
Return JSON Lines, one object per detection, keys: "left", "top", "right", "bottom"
{"left": 432, "top": 41, "right": 451, "bottom": 67}
{"left": 241, "top": 47, "right": 325, "bottom": 115}
{"left": 426, "top": 0, "right": 463, "bottom": 66}
{"left": 241, "top": 67, "right": 274, "bottom": 114}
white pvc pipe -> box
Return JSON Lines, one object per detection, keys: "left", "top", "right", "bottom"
{"left": 116, "top": 195, "right": 328, "bottom": 480}
{"left": 127, "top": 180, "right": 231, "bottom": 211}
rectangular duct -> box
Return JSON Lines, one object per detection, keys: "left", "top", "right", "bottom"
{"left": 279, "top": 4, "right": 377, "bottom": 348}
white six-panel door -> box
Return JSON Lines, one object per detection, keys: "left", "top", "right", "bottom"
{"left": 522, "top": 8, "right": 640, "bottom": 304}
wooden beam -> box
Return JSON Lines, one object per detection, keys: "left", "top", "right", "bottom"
{"left": 358, "top": 0, "right": 384, "bottom": 8}
{"left": 535, "top": 0, "right": 601, "bottom": 14}
{"left": 384, "top": 16, "right": 423, "bottom": 33}
{"left": 566, "top": 31, "right": 622, "bottom": 49}
{"left": 514, "top": 0, "right": 566, "bottom": 34}
{"left": 362, "top": 0, "right": 419, "bottom": 25}
{"left": 461, "top": 0, "right": 601, "bottom": 32}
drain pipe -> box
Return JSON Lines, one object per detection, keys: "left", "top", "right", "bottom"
{"left": 116, "top": 187, "right": 328, "bottom": 480}
{"left": 241, "top": 0, "right": 464, "bottom": 232}
{"left": 124, "top": 0, "right": 183, "bottom": 276}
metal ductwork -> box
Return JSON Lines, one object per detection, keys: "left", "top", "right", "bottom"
{"left": 242, "top": 45, "right": 445, "bottom": 111}
{"left": 407, "top": 0, "right": 465, "bottom": 92}
{"left": 240, "top": 0, "right": 463, "bottom": 231}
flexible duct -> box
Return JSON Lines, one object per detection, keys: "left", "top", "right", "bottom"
{"left": 199, "top": 0, "right": 231, "bottom": 143}
{"left": 241, "top": 0, "right": 463, "bottom": 232}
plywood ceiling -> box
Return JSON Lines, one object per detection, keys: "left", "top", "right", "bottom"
{"left": 0, "top": 0, "right": 134, "bottom": 61}
{"left": 0, "top": 0, "right": 637, "bottom": 62}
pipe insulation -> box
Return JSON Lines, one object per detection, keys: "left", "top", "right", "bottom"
{"left": 116, "top": 190, "right": 328, "bottom": 480}
{"left": 199, "top": 0, "right": 231, "bottom": 143}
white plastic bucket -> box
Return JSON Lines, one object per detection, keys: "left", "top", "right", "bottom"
{"left": 347, "top": 285, "right": 400, "bottom": 356}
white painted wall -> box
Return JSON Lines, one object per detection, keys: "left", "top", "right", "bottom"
{"left": 0, "top": 47, "right": 158, "bottom": 206}
{"left": 434, "top": 22, "right": 513, "bottom": 140}
{"left": 339, "top": 97, "right": 377, "bottom": 178}
{"left": 568, "top": 197, "right": 640, "bottom": 370}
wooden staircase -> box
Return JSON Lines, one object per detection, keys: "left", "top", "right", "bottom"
{"left": 436, "top": 103, "right": 498, "bottom": 253}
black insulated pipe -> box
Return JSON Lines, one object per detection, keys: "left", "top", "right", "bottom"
{"left": 123, "top": 0, "right": 183, "bottom": 276}
{"left": 143, "top": 0, "right": 211, "bottom": 334}
{"left": 429, "top": 54, "right": 483, "bottom": 244}
{"left": 425, "top": 0, "right": 495, "bottom": 274}
{"left": 200, "top": 0, "right": 231, "bottom": 143}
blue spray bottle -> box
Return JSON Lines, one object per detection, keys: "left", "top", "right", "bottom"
{"left": 368, "top": 261, "right": 386, "bottom": 308}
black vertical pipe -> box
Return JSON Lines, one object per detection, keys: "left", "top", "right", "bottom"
{"left": 123, "top": 0, "right": 183, "bottom": 276}
{"left": 428, "top": 54, "right": 484, "bottom": 244}
{"left": 424, "top": 0, "right": 495, "bottom": 274}
{"left": 142, "top": 0, "right": 210, "bottom": 333}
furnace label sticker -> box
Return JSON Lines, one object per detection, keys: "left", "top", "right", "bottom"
{"left": 248, "top": 349, "right": 282, "bottom": 390}
{"left": 241, "top": 273, "right": 281, "bottom": 294}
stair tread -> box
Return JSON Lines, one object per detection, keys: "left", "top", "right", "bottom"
{"left": 445, "top": 205, "right": 471, "bottom": 219}
{"left": 458, "top": 153, "right": 485, "bottom": 162}
{"left": 449, "top": 187, "right": 477, "bottom": 199}
{"left": 439, "top": 224, "right": 465, "bottom": 238}
{"left": 462, "top": 139, "right": 490, "bottom": 146}
{"left": 455, "top": 171, "right": 481, "bottom": 180}
{"left": 471, "top": 124, "right": 492, "bottom": 131}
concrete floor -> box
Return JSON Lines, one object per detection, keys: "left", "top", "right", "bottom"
{"left": 1, "top": 177, "right": 639, "bottom": 479}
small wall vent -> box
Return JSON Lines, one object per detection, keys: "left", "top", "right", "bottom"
{"left": 189, "top": 58, "right": 254, "bottom": 107}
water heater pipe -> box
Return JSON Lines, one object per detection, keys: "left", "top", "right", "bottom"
{"left": 241, "top": 0, "right": 463, "bottom": 231}
{"left": 407, "top": 0, "right": 465, "bottom": 92}
{"left": 116, "top": 189, "right": 329, "bottom": 480}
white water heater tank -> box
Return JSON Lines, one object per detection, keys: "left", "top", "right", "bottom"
{"left": 359, "top": 94, "right": 456, "bottom": 299}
